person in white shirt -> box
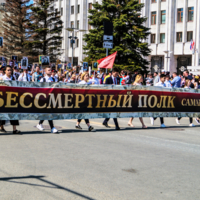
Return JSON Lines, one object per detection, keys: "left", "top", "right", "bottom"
{"left": 0, "top": 66, "right": 16, "bottom": 81}
{"left": 36, "top": 67, "right": 58, "bottom": 134}
{"left": 88, "top": 73, "right": 100, "bottom": 85}
{"left": 51, "top": 70, "right": 58, "bottom": 82}
{"left": 150, "top": 74, "right": 166, "bottom": 128}
{"left": 164, "top": 75, "right": 172, "bottom": 88}
{"left": 0, "top": 66, "right": 4, "bottom": 77}
{"left": 153, "top": 72, "right": 160, "bottom": 86}
{"left": 0, "top": 65, "right": 21, "bottom": 134}
{"left": 75, "top": 72, "right": 94, "bottom": 131}
{"left": 155, "top": 78, "right": 166, "bottom": 87}
{"left": 18, "top": 69, "right": 31, "bottom": 81}
{"left": 175, "top": 79, "right": 195, "bottom": 127}
{"left": 13, "top": 67, "right": 20, "bottom": 80}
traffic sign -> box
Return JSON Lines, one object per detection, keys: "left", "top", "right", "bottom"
{"left": 103, "top": 41, "right": 113, "bottom": 49}
{"left": 104, "top": 21, "right": 113, "bottom": 35}
{"left": 103, "top": 35, "right": 113, "bottom": 41}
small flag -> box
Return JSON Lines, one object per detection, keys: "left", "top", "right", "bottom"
{"left": 190, "top": 39, "right": 195, "bottom": 51}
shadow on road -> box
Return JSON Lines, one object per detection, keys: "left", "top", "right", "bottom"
{"left": 0, "top": 124, "right": 197, "bottom": 136}
{"left": 0, "top": 175, "right": 95, "bottom": 200}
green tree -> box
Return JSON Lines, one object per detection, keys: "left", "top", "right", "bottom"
{"left": 83, "top": 0, "right": 151, "bottom": 72}
{"left": 25, "top": 0, "right": 63, "bottom": 62}
{"left": 0, "top": 0, "right": 32, "bottom": 60}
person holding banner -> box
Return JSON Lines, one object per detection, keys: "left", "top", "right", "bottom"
{"left": 175, "top": 79, "right": 195, "bottom": 127}
{"left": 128, "top": 74, "right": 147, "bottom": 128}
{"left": 0, "top": 65, "right": 16, "bottom": 81}
{"left": 150, "top": 74, "right": 166, "bottom": 128}
{"left": 0, "top": 65, "right": 21, "bottom": 134}
{"left": 36, "top": 67, "right": 58, "bottom": 134}
{"left": 76, "top": 72, "right": 94, "bottom": 131}
{"left": 103, "top": 69, "right": 120, "bottom": 130}
{"left": 18, "top": 69, "right": 32, "bottom": 82}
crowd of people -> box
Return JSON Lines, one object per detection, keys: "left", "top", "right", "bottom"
{"left": 0, "top": 64, "right": 199, "bottom": 134}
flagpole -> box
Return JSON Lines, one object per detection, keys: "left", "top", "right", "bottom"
{"left": 106, "top": 48, "right": 108, "bottom": 73}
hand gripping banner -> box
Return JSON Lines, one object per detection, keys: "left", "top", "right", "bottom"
{"left": 0, "top": 81, "right": 200, "bottom": 120}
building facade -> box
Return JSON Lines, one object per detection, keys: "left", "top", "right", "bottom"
{"left": 142, "top": 0, "right": 200, "bottom": 74}
{"left": 1, "top": 0, "right": 199, "bottom": 73}
{"left": 54, "top": 0, "right": 200, "bottom": 73}
{"left": 52, "top": 0, "right": 102, "bottom": 66}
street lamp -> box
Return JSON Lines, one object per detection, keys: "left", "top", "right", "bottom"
{"left": 163, "top": 50, "right": 173, "bottom": 72}
{"left": 66, "top": 28, "right": 87, "bottom": 66}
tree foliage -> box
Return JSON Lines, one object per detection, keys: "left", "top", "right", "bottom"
{"left": 83, "top": 0, "right": 151, "bottom": 72}
{"left": 25, "top": 0, "right": 63, "bottom": 62}
{"left": 0, "top": 0, "right": 32, "bottom": 59}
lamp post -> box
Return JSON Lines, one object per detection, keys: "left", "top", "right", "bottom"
{"left": 66, "top": 28, "right": 86, "bottom": 66}
{"left": 163, "top": 50, "right": 173, "bottom": 72}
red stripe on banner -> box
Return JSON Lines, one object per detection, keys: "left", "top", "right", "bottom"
{"left": 0, "top": 86, "right": 200, "bottom": 114}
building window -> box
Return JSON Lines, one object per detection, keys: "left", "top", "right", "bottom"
{"left": 71, "top": 6, "right": 74, "bottom": 14}
{"left": 187, "top": 31, "right": 193, "bottom": 42}
{"left": 77, "top": 20, "right": 79, "bottom": 29}
{"left": 151, "top": 34, "right": 156, "bottom": 43}
{"left": 188, "top": 7, "right": 194, "bottom": 21}
{"left": 61, "top": 8, "right": 63, "bottom": 16}
{"left": 76, "top": 39, "right": 79, "bottom": 48}
{"left": 77, "top": 5, "right": 80, "bottom": 13}
{"left": 176, "top": 32, "right": 182, "bottom": 42}
{"left": 161, "top": 10, "right": 166, "bottom": 24}
{"left": 177, "top": 8, "right": 183, "bottom": 22}
{"left": 88, "top": 3, "right": 92, "bottom": 10}
{"left": 151, "top": 12, "right": 156, "bottom": 25}
{"left": 88, "top": 19, "right": 91, "bottom": 30}
{"left": 160, "top": 33, "right": 165, "bottom": 43}
{"left": 152, "top": 0, "right": 157, "bottom": 3}
{"left": 71, "top": 21, "right": 74, "bottom": 28}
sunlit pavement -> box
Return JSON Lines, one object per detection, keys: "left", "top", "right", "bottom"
{"left": 0, "top": 117, "right": 200, "bottom": 200}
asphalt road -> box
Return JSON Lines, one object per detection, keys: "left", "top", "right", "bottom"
{"left": 0, "top": 117, "right": 200, "bottom": 200}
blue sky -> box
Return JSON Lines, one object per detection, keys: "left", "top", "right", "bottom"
{"left": 28, "top": 0, "right": 33, "bottom": 5}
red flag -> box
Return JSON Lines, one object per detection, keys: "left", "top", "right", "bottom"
{"left": 97, "top": 52, "right": 117, "bottom": 69}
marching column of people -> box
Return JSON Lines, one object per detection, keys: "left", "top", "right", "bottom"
{"left": 0, "top": 64, "right": 200, "bottom": 134}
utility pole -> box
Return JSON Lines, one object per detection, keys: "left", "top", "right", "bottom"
{"left": 66, "top": 28, "right": 86, "bottom": 66}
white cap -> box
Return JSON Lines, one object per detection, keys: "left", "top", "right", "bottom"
{"left": 161, "top": 69, "right": 166, "bottom": 72}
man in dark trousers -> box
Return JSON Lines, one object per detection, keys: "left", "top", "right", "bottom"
{"left": 0, "top": 65, "right": 21, "bottom": 134}
{"left": 102, "top": 69, "right": 120, "bottom": 130}
{"left": 36, "top": 67, "right": 58, "bottom": 133}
